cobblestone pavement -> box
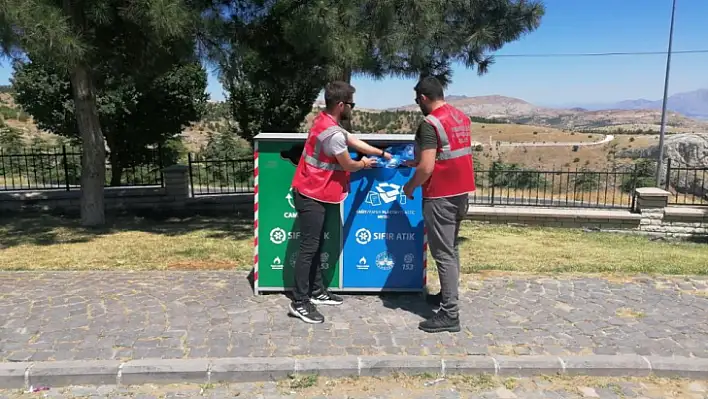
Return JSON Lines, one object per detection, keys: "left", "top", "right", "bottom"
{"left": 1, "top": 272, "right": 708, "bottom": 361}
{"left": 1, "top": 376, "right": 707, "bottom": 398}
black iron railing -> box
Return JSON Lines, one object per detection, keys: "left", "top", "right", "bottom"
{"left": 187, "top": 153, "right": 254, "bottom": 196}
{"left": 470, "top": 163, "right": 644, "bottom": 209}
{"left": 665, "top": 158, "right": 708, "bottom": 206}
{"left": 0, "top": 146, "right": 164, "bottom": 191}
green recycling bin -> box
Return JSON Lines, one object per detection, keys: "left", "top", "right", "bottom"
{"left": 252, "top": 132, "right": 420, "bottom": 295}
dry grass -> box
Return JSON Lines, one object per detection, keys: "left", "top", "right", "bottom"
{"left": 616, "top": 307, "right": 645, "bottom": 319}
{"left": 282, "top": 373, "right": 702, "bottom": 398}
{"left": 471, "top": 123, "right": 604, "bottom": 144}
{"left": 486, "top": 134, "right": 659, "bottom": 171}
{"left": 1, "top": 215, "right": 707, "bottom": 275}
{"left": 0, "top": 215, "right": 252, "bottom": 271}
{"left": 4, "top": 374, "right": 701, "bottom": 399}
{"left": 454, "top": 222, "right": 708, "bottom": 276}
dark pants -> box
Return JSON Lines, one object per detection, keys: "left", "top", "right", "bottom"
{"left": 292, "top": 190, "right": 327, "bottom": 303}
{"left": 423, "top": 193, "right": 469, "bottom": 318}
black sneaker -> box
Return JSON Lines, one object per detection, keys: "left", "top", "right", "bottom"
{"left": 310, "top": 290, "right": 343, "bottom": 306}
{"left": 418, "top": 311, "right": 461, "bottom": 333}
{"left": 288, "top": 301, "right": 325, "bottom": 324}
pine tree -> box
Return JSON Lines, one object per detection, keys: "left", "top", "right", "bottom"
{"left": 0, "top": 0, "right": 206, "bottom": 225}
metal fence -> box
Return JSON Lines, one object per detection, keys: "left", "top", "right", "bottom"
{"left": 0, "top": 146, "right": 164, "bottom": 191}
{"left": 469, "top": 163, "right": 643, "bottom": 209}
{"left": 665, "top": 158, "right": 708, "bottom": 206}
{"left": 6, "top": 146, "right": 706, "bottom": 209}
{"left": 187, "top": 153, "right": 254, "bottom": 196}
{"left": 185, "top": 156, "right": 645, "bottom": 209}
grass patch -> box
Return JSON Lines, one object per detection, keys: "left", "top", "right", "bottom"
{"left": 0, "top": 215, "right": 706, "bottom": 275}
{"left": 285, "top": 374, "right": 318, "bottom": 389}
{"left": 456, "top": 223, "right": 708, "bottom": 275}
{"left": 273, "top": 373, "right": 697, "bottom": 398}
{"left": 616, "top": 307, "right": 645, "bottom": 319}
{"left": 0, "top": 214, "right": 251, "bottom": 271}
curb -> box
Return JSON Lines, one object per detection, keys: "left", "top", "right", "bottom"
{"left": 1, "top": 355, "right": 707, "bottom": 389}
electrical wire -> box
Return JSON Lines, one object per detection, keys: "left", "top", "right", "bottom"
{"left": 493, "top": 49, "right": 708, "bottom": 58}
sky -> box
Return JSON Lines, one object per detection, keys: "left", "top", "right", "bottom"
{"left": 1, "top": 0, "right": 707, "bottom": 109}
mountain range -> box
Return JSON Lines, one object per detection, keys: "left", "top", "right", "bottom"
{"left": 387, "top": 89, "right": 708, "bottom": 132}
{"left": 567, "top": 89, "right": 708, "bottom": 120}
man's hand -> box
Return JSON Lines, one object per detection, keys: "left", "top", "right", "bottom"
{"left": 381, "top": 151, "right": 393, "bottom": 160}
{"left": 403, "top": 181, "right": 415, "bottom": 199}
{"left": 360, "top": 156, "right": 374, "bottom": 169}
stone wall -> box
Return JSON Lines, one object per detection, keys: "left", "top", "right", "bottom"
{"left": 1, "top": 164, "right": 706, "bottom": 237}
{"left": 0, "top": 186, "right": 171, "bottom": 214}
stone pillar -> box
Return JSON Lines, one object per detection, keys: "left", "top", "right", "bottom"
{"left": 163, "top": 165, "right": 190, "bottom": 208}
{"left": 634, "top": 187, "right": 670, "bottom": 233}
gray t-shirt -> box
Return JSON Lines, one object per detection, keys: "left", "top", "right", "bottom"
{"left": 322, "top": 131, "right": 349, "bottom": 157}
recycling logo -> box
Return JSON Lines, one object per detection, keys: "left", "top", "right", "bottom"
{"left": 365, "top": 182, "right": 406, "bottom": 206}
{"left": 404, "top": 253, "right": 414, "bottom": 263}
{"left": 355, "top": 228, "right": 372, "bottom": 245}
{"left": 270, "top": 227, "right": 286, "bottom": 244}
{"left": 375, "top": 183, "right": 401, "bottom": 204}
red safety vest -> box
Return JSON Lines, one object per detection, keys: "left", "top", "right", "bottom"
{"left": 291, "top": 112, "right": 350, "bottom": 203}
{"left": 422, "top": 104, "right": 476, "bottom": 199}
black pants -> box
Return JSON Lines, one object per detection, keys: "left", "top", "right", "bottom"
{"left": 292, "top": 190, "right": 326, "bottom": 303}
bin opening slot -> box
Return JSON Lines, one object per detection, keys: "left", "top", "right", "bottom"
{"left": 351, "top": 143, "right": 415, "bottom": 169}
{"left": 280, "top": 144, "right": 304, "bottom": 166}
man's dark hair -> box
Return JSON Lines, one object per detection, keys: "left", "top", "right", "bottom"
{"left": 414, "top": 76, "right": 444, "bottom": 101}
{"left": 324, "top": 81, "right": 356, "bottom": 109}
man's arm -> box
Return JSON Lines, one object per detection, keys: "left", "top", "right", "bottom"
{"left": 403, "top": 121, "right": 437, "bottom": 197}
{"left": 327, "top": 132, "right": 373, "bottom": 172}
{"left": 335, "top": 151, "right": 372, "bottom": 172}
{"left": 346, "top": 134, "right": 391, "bottom": 159}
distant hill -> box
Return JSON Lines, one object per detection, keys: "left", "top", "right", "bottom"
{"left": 573, "top": 89, "right": 708, "bottom": 120}
{"left": 388, "top": 93, "right": 708, "bottom": 132}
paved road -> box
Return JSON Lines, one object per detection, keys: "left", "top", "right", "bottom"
{"left": 495, "top": 135, "right": 616, "bottom": 148}
{"left": 1, "top": 272, "right": 708, "bottom": 362}
{"left": 1, "top": 376, "right": 707, "bottom": 398}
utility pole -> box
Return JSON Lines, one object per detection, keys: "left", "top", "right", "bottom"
{"left": 655, "top": 0, "right": 677, "bottom": 186}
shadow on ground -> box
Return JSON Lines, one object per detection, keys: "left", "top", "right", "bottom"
{"left": 379, "top": 292, "right": 436, "bottom": 320}
{"left": 0, "top": 212, "right": 252, "bottom": 249}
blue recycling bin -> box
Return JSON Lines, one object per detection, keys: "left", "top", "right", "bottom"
{"left": 341, "top": 145, "right": 425, "bottom": 291}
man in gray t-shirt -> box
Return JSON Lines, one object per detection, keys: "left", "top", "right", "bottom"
{"left": 288, "top": 81, "right": 392, "bottom": 325}
{"left": 321, "top": 129, "right": 350, "bottom": 158}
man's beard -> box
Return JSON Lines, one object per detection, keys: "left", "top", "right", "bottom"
{"left": 339, "top": 115, "right": 353, "bottom": 131}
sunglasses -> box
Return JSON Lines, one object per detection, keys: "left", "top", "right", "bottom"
{"left": 343, "top": 101, "right": 355, "bottom": 109}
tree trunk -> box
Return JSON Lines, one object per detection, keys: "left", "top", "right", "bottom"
{"left": 338, "top": 68, "right": 352, "bottom": 84}
{"left": 61, "top": 0, "right": 105, "bottom": 226}
{"left": 69, "top": 64, "right": 106, "bottom": 226}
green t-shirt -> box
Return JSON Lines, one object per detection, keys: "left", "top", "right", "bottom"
{"left": 415, "top": 120, "right": 438, "bottom": 151}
